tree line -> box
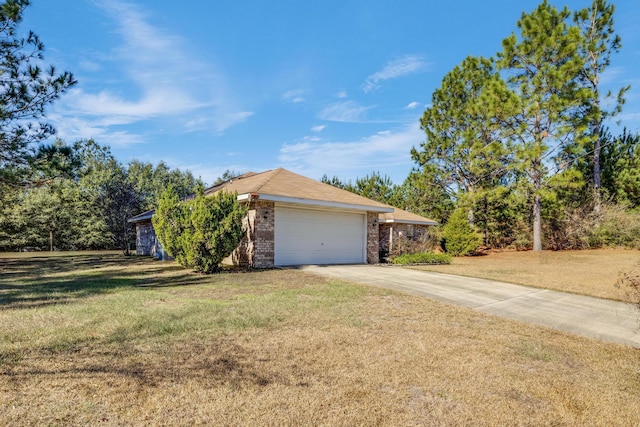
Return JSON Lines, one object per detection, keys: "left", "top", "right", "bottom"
{"left": 325, "top": 0, "right": 640, "bottom": 252}
{"left": 0, "top": 1, "right": 205, "bottom": 253}
{"left": 1, "top": 0, "right": 639, "bottom": 255}
{"left": 0, "top": 139, "right": 203, "bottom": 253}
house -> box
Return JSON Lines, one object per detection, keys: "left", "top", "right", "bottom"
{"left": 129, "top": 168, "right": 437, "bottom": 267}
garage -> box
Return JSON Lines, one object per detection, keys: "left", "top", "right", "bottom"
{"left": 274, "top": 206, "right": 366, "bottom": 266}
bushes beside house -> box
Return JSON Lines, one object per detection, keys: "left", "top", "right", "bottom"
{"left": 153, "top": 186, "right": 247, "bottom": 273}
{"left": 391, "top": 252, "right": 452, "bottom": 265}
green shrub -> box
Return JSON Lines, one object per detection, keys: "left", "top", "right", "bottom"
{"left": 153, "top": 186, "right": 247, "bottom": 273}
{"left": 442, "top": 208, "right": 482, "bottom": 256}
{"left": 391, "top": 252, "right": 452, "bottom": 265}
{"left": 589, "top": 204, "right": 640, "bottom": 249}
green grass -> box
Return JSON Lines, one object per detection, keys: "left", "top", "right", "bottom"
{"left": 0, "top": 253, "right": 366, "bottom": 366}
{"left": 1, "top": 252, "right": 639, "bottom": 426}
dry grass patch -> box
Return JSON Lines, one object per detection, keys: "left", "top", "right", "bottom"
{"left": 410, "top": 248, "right": 640, "bottom": 302}
{"left": 1, "top": 253, "right": 639, "bottom": 426}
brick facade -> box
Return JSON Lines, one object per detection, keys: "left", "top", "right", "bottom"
{"left": 231, "top": 201, "right": 275, "bottom": 267}
{"left": 366, "top": 212, "right": 380, "bottom": 264}
{"left": 379, "top": 223, "right": 430, "bottom": 260}
{"left": 136, "top": 203, "right": 393, "bottom": 267}
{"left": 135, "top": 220, "right": 171, "bottom": 260}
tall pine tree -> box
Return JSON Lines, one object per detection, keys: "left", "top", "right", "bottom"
{"left": 497, "top": 1, "right": 591, "bottom": 251}
{"left": 574, "top": 0, "right": 628, "bottom": 209}
{"left": 414, "top": 55, "right": 516, "bottom": 228}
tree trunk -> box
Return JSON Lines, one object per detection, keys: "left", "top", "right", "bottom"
{"left": 533, "top": 193, "right": 542, "bottom": 252}
{"left": 49, "top": 229, "right": 53, "bottom": 252}
{"left": 593, "top": 119, "right": 602, "bottom": 215}
{"left": 532, "top": 156, "right": 543, "bottom": 252}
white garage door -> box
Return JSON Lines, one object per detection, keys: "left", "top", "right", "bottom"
{"left": 274, "top": 206, "right": 366, "bottom": 266}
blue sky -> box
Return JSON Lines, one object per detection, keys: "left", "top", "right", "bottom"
{"left": 22, "top": 0, "right": 640, "bottom": 185}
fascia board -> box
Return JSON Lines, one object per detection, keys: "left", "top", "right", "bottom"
{"left": 252, "top": 193, "right": 394, "bottom": 213}
{"left": 380, "top": 219, "right": 438, "bottom": 226}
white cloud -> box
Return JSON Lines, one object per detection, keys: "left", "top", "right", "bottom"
{"left": 336, "top": 90, "right": 348, "bottom": 99}
{"left": 184, "top": 111, "right": 254, "bottom": 133}
{"left": 282, "top": 89, "right": 307, "bottom": 103}
{"left": 318, "top": 100, "right": 375, "bottom": 123}
{"left": 406, "top": 101, "right": 420, "bottom": 109}
{"left": 311, "top": 125, "right": 326, "bottom": 132}
{"left": 278, "top": 120, "right": 423, "bottom": 180}
{"left": 51, "top": 114, "right": 147, "bottom": 147}
{"left": 79, "top": 60, "right": 102, "bottom": 72}
{"left": 54, "top": 0, "right": 251, "bottom": 145}
{"left": 363, "top": 54, "right": 429, "bottom": 93}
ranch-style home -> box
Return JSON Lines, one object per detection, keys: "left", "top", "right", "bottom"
{"left": 129, "top": 168, "right": 437, "bottom": 267}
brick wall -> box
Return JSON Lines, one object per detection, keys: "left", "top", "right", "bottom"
{"left": 135, "top": 220, "right": 171, "bottom": 260}
{"left": 379, "top": 223, "right": 431, "bottom": 260}
{"left": 379, "top": 223, "right": 391, "bottom": 259}
{"left": 136, "top": 220, "right": 155, "bottom": 256}
{"left": 253, "top": 201, "right": 275, "bottom": 267}
{"left": 366, "top": 212, "right": 379, "bottom": 264}
{"left": 231, "top": 200, "right": 275, "bottom": 268}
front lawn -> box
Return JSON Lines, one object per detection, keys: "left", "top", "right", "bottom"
{"left": 409, "top": 248, "right": 640, "bottom": 302}
{"left": 1, "top": 253, "right": 639, "bottom": 425}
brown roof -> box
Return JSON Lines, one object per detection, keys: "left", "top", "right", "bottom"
{"left": 130, "top": 168, "right": 438, "bottom": 225}
{"left": 205, "top": 168, "right": 393, "bottom": 212}
{"left": 379, "top": 208, "right": 438, "bottom": 225}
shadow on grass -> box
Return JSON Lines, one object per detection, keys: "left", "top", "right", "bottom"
{"left": 1, "top": 338, "right": 280, "bottom": 389}
{"left": 0, "top": 253, "right": 216, "bottom": 309}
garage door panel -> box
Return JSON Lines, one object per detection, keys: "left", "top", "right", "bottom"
{"left": 274, "top": 206, "right": 365, "bottom": 266}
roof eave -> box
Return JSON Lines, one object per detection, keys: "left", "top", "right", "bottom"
{"left": 246, "top": 193, "right": 394, "bottom": 213}
{"left": 380, "top": 219, "right": 438, "bottom": 226}
{"left": 128, "top": 211, "right": 154, "bottom": 223}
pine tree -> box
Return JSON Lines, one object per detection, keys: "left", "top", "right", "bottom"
{"left": 413, "top": 55, "right": 516, "bottom": 230}
{"left": 574, "top": 0, "right": 628, "bottom": 209}
{"left": 497, "top": 0, "right": 591, "bottom": 251}
{"left": 0, "top": 0, "right": 76, "bottom": 188}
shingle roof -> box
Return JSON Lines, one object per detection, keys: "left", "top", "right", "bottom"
{"left": 379, "top": 208, "right": 438, "bottom": 226}
{"left": 129, "top": 168, "right": 437, "bottom": 225}
{"left": 205, "top": 168, "right": 393, "bottom": 212}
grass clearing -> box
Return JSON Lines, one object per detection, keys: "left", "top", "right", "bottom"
{"left": 1, "top": 252, "right": 639, "bottom": 425}
{"left": 409, "top": 248, "right": 640, "bottom": 302}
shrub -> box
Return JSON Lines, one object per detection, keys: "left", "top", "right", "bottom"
{"left": 153, "top": 186, "right": 247, "bottom": 273}
{"left": 589, "top": 203, "right": 640, "bottom": 249}
{"left": 387, "top": 226, "right": 443, "bottom": 258}
{"left": 442, "top": 208, "right": 482, "bottom": 256}
{"left": 391, "top": 252, "right": 452, "bottom": 265}
{"left": 542, "top": 202, "right": 640, "bottom": 250}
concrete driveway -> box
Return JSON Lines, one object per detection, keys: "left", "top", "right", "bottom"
{"left": 301, "top": 264, "right": 640, "bottom": 348}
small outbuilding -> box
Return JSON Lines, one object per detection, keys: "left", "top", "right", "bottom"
{"left": 129, "top": 168, "right": 437, "bottom": 267}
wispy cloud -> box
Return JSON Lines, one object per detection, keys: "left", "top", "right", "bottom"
{"left": 363, "top": 54, "right": 429, "bottom": 93}
{"left": 54, "top": 0, "right": 251, "bottom": 146}
{"left": 318, "top": 100, "right": 375, "bottom": 123}
{"left": 311, "top": 125, "right": 326, "bottom": 132}
{"left": 282, "top": 89, "right": 308, "bottom": 103}
{"left": 406, "top": 101, "right": 420, "bottom": 109}
{"left": 278, "top": 120, "right": 423, "bottom": 181}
